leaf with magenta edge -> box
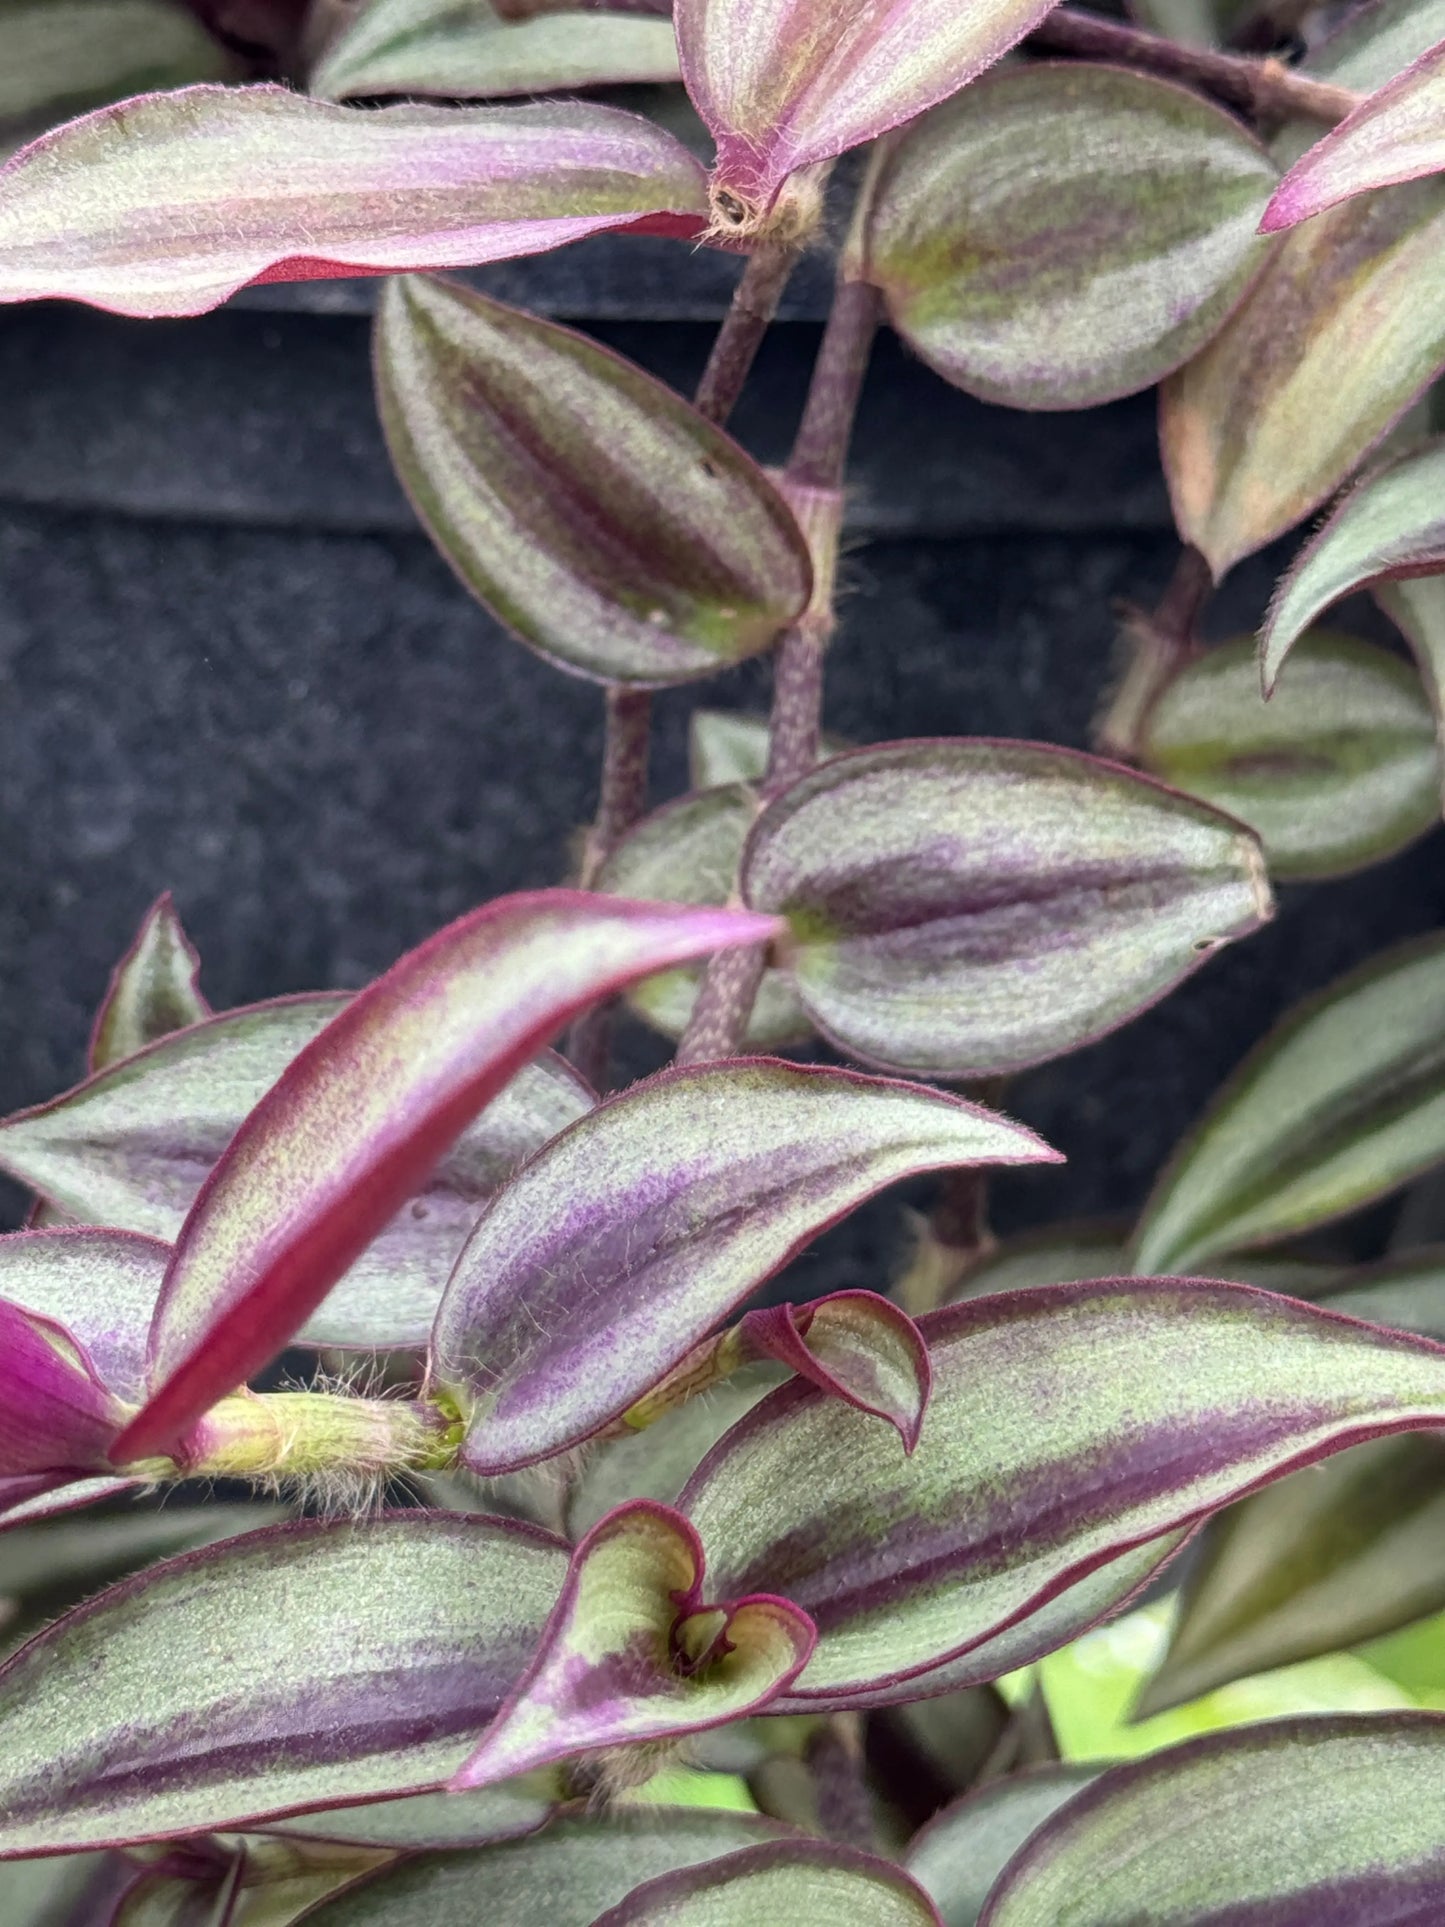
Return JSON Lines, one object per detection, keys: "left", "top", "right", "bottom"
{"left": 91, "top": 892, "right": 210, "bottom": 1072}
{"left": 0, "top": 1229, "right": 166, "bottom": 1403}
{"left": 0, "top": 1298, "right": 128, "bottom": 1478}
{"left": 0, "top": 1473, "right": 142, "bottom": 1530}
{"left": 592, "top": 1839, "right": 944, "bottom": 1925}
{"left": 737, "top": 1291, "right": 931, "bottom": 1451}
{"left": 1132, "top": 931, "right": 1445, "bottom": 1276}
{"left": 976, "top": 1713, "right": 1445, "bottom": 1924}
{"left": 740, "top": 739, "right": 1272, "bottom": 1078}
{"left": 310, "top": 0, "right": 681, "bottom": 101}
{"left": 0, "top": 1512, "right": 568, "bottom": 1855}
{"left": 680, "top": 1279, "right": 1445, "bottom": 1703}
{"left": 0, "top": 85, "right": 708, "bottom": 318}
{"left": 375, "top": 276, "right": 811, "bottom": 687}
{"left": 0, "top": 994, "right": 593, "bottom": 1353}
{"left": 109, "top": 890, "right": 778, "bottom": 1465}
{"left": 429, "top": 1057, "right": 1055, "bottom": 1477}
{"left": 451, "top": 1501, "right": 815, "bottom": 1789}
{"left": 906, "top": 1766, "right": 1102, "bottom": 1927}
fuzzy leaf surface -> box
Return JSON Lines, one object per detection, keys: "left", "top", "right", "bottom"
{"left": 0, "top": 1513, "right": 567, "bottom": 1853}
{"left": 1133, "top": 933, "right": 1445, "bottom": 1274}
{"left": 0, "top": 1298, "right": 127, "bottom": 1477}
{"left": 681, "top": 1280, "right": 1445, "bottom": 1699}
{"left": 741, "top": 740, "right": 1271, "bottom": 1078}
{"left": 1266, "top": 39, "right": 1445, "bottom": 229}
{"left": 0, "top": 86, "right": 707, "bottom": 316}
{"left": 864, "top": 65, "right": 1276, "bottom": 411}
{"left": 431, "top": 1058, "right": 1054, "bottom": 1474}
{"left": 376, "top": 276, "right": 809, "bottom": 686}
{"left": 593, "top": 1840, "right": 943, "bottom": 1925}
{"left": 978, "top": 1714, "right": 1445, "bottom": 1924}
{"left": 0, "top": 995, "right": 591, "bottom": 1353}
{"left": 113, "top": 891, "right": 776, "bottom": 1462}
{"left": 0, "top": 1229, "right": 166, "bottom": 1402}
{"left": 906, "top": 1767, "right": 1101, "bottom": 1927}
{"left": 91, "top": 893, "right": 210, "bottom": 1071}
{"left": 1139, "top": 630, "right": 1440, "bottom": 879}
{"left": 739, "top": 1291, "right": 930, "bottom": 1449}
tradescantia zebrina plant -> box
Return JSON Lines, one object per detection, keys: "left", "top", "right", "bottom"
{"left": 3, "top": 0, "right": 1445, "bottom": 1919}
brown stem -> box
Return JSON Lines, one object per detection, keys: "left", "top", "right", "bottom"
{"left": 694, "top": 245, "right": 799, "bottom": 426}
{"left": 1095, "top": 545, "right": 1213, "bottom": 763}
{"left": 1028, "top": 8, "right": 1361, "bottom": 124}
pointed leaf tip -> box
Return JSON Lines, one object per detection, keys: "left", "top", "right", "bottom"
{"left": 0, "top": 1299, "right": 127, "bottom": 1479}
{"left": 450, "top": 1501, "right": 814, "bottom": 1788}
{"left": 111, "top": 892, "right": 779, "bottom": 1465}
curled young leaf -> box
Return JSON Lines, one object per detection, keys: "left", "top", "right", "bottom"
{"left": 1138, "top": 631, "right": 1440, "bottom": 880}
{"left": 0, "top": 1298, "right": 128, "bottom": 1478}
{"left": 1265, "top": 39, "right": 1445, "bottom": 231}
{"left": 429, "top": 1058, "right": 1054, "bottom": 1476}
{"left": 1132, "top": 932, "right": 1445, "bottom": 1275}
{"left": 376, "top": 276, "right": 810, "bottom": 686}
{"left": 741, "top": 740, "right": 1271, "bottom": 1078}
{"left": 863, "top": 64, "right": 1277, "bottom": 410}
{"left": 0, "top": 86, "right": 708, "bottom": 317}
{"left": 596, "top": 787, "right": 809, "bottom": 1046}
{"left": 1161, "top": 176, "right": 1445, "bottom": 576}
{"left": 111, "top": 892, "right": 777, "bottom": 1464}
{"left": 906, "top": 1766, "right": 1102, "bottom": 1927}
{"left": 0, "top": 995, "right": 592, "bottom": 1354}
{"left": 0, "top": 1229, "right": 167, "bottom": 1403}
{"left": 681, "top": 1280, "right": 1445, "bottom": 1701}
{"left": 739, "top": 1291, "right": 931, "bottom": 1451}
{"left": 451, "top": 1502, "right": 814, "bottom": 1788}
{"left": 311, "top": 0, "right": 682, "bottom": 100}
{"left": 0, "top": 1513, "right": 568, "bottom": 1854}
{"left": 592, "top": 1840, "right": 944, "bottom": 1926}
{"left": 977, "top": 1714, "right": 1445, "bottom": 1924}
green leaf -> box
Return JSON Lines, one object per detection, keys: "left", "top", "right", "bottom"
{"left": 1138, "top": 630, "right": 1440, "bottom": 880}
{"left": 0, "top": 0, "right": 232, "bottom": 135}
{"left": 0, "top": 1513, "right": 566, "bottom": 1853}
{"left": 1266, "top": 39, "right": 1445, "bottom": 230}
{"left": 1379, "top": 570, "right": 1445, "bottom": 805}
{"left": 742, "top": 740, "right": 1271, "bottom": 1078}
{"left": 115, "top": 1838, "right": 390, "bottom": 1927}
{"left": 90, "top": 893, "right": 209, "bottom": 1072}
{"left": 1134, "top": 1433, "right": 1445, "bottom": 1717}
{"left": 593, "top": 1840, "right": 944, "bottom": 1925}
{"left": 1321, "top": 1245, "right": 1445, "bottom": 1339}
{"left": 906, "top": 1767, "right": 1101, "bottom": 1927}
{"left": 375, "top": 275, "right": 811, "bottom": 687}
{"left": 863, "top": 64, "right": 1277, "bottom": 410}
{"left": 940, "top": 1220, "right": 1336, "bottom": 1305}
{"left": 977, "top": 1714, "right": 1445, "bottom": 1924}
{"left": 688, "top": 711, "right": 850, "bottom": 790}
{"left": 596, "top": 788, "right": 810, "bottom": 1046}
{"left": 1133, "top": 933, "right": 1445, "bottom": 1274}
{"left": 311, "top": 0, "right": 681, "bottom": 100}
{"left": 1305, "top": 0, "right": 1445, "bottom": 93}
{"left": 1161, "top": 177, "right": 1445, "bottom": 576}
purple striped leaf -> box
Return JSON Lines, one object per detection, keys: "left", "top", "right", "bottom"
{"left": 284, "top": 1810, "right": 797, "bottom": 1926}
{"left": 978, "top": 1714, "right": 1445, "bottom": 1924}
{"left": 0, "top": 994, "right": 592, "bottom": 1354}
{"left": 451, "top": 1502, "right": 814, "bottom": 1788}
{"left": 680, "top": 1280, "right": 1445, "bottom": 1702}
{"left": 92, "top": 892, "right": 210, "bottom": 1072}
{"left": 1161, "top": 177, "right": 1445, "bottom": 576}
{"left": 311, "top": 0, "right": 682, "bottom": 100}
{"left": 375, "top": 277, "right": 810, "bottom": 687}
{"left": 740, "top": 740, "right": 1271, "bottom": 1078}
{"left": 0, "top": 1229, "right": 166, "bottom": 1403}
{"left": 1380, "top": 573, "right": 1445, "bottom": 807}
{"left": 1265, "top": 39, "right": 1445, "bottom": 232}
{"left": 0, "top": 1299, "right": 127, "bottom": 1478}
{"left": 0, "top": 85, "right": 708, "bottom": 318}
{"left": 429, "top": 1058, "right": 1055, "bottom": 1476}
{"left": 595, "top": 1841, "right": 943, "bottom": 1925}
{"left": 674, "top": 0, "right": 1059, "bottom": 234}
{"left": 738, "top": 1292, "right": 930, "bottom": 1450}
{"left": 1133, "top": 933, "right": 1445, "bottom": 1275}
{"left": 0, "top": 1513, "right": 568, "bottom": 1854}
{"left": 111, "top": 891, "right": 777, "bottom": 1465}
{"left": 906, "top": 1766, "right": 1102, "bottom": 1927}
{"left": 863, "top": 65, "right": 1277, "bottom": 411}
{"left": 1137, "top": 630, "right": 1440, "bottom": 881}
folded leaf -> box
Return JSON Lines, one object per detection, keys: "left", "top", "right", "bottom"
{"left": 376, "top": 276, "right": 809, "bottom": 686}
{"left": 1161, "top": 177, "right": 1445, "bottom": 576}
{"left": 1265, "top": 39, "right": 1445, "bottom": 231}
{"left": 430, "top": 1058, "right": 1054, "bottom": 1475}
{"left": 592, "top": 1840, "right": 943, "bottom": 1925}
{"left": 1134, "top": 1433, "right": 1445, "bottom": 1717}
{"left": 451, "top": 1502, "right": 814, "bottom": 1787}
{"left": 597, "top": 788, "right": 809, "bottom": 1045}
{"left": 0, "top": 86, "right": 708, "bottom": 317}
{"left": 739, "top": 1292, "right": 930, "bottom": 1450}
{"left": 91, "top": 892, "right": 210, "bottom": 1071}
{"left": 311, "top": 0, "right": 681, "bottom": 100}
{"left": 977, "top": 1714, "right": 1445, "bottom": 1924}
{"left": 863, "top": 65, "right": 1276, "bottom": 411}
{"left": 906, "top": 1766, "right": 1101, "bottom": 1927}
{"left": 0, "top": 1229, "right": 167, "bottom": 1402}
{"left": 111, "top": 892, "right": 777, "bottom": 1464}
{"left": 741, "top": 740, "right": 1271, "bottom": 1077}
{"left": 1379, "top": 572, "right": 1445, "bottom": 805}
{"left": 0, "top": 0, "right": 232, "bottom": 133}
{"left": 1133, "top": 933, "right": 1445, "bottom": 1274}
{"left": 0, "top": 1298, "right": 128, "bottom": 1477}
{"left": 681, "top": 1280, "right": 1445, "bottom": 1700}
{"left": 290, "top": 1809, "right": 795, "bottom": 1927}
{"left": 0, "top": 995, "right": 591, "bottom": 1353}
{"left": 1320, "top": 1246, "right": 1445, "bottom": 1339}
{"left": 0, "top": 1513, "right": 568, "bottom": 1853}
{"left": 675, "top": 0, "right": 1060, "bottom": 227}
{"left": 1138, "top": 630, "right": 1440, "bottom": 880}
